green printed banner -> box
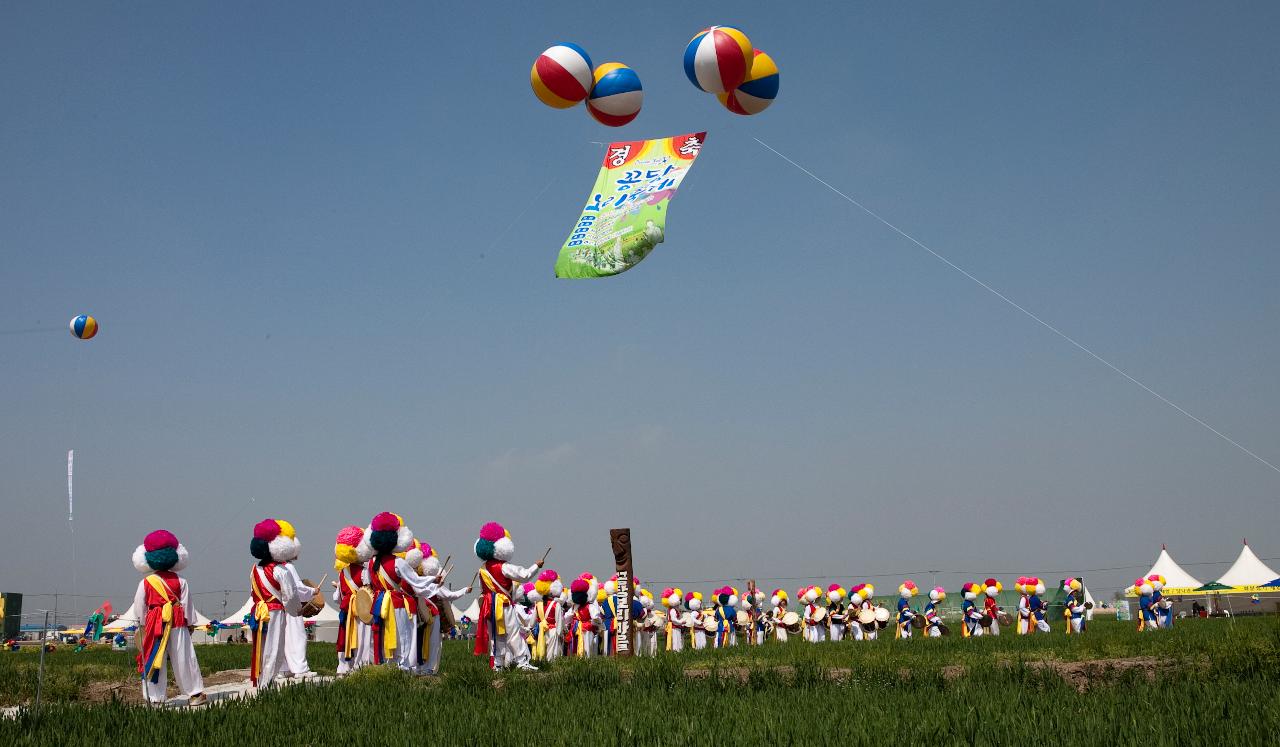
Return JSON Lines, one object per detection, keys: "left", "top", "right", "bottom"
{"left": 555, "top": 132, "right": 707, "bottom": 278}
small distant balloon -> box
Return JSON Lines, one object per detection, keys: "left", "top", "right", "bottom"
{"left": 717, "top": 49, "right": 779, "bottom": 115}
{"left": 70, "top": 315, "right": 98, "bottom": 340}
{"left": 531, "top": 43, "right": 595, "bottom": 109}
{"left": 587, "top": 63, "right": 643, "bottom": 127}
{"left": 683, "top": 26, "right": 754, "bottom": 94}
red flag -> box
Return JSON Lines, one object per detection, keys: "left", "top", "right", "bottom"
{"left": 100, "top": 600, "right": 113, "bottom": 618}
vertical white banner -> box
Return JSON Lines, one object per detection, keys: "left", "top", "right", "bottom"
{"left": 67, "top": 449, "right": 74, "bottom": 522}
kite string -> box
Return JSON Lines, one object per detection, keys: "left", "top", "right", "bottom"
{"left": 752, "top": 136, "right": 1280, "bottom": 477}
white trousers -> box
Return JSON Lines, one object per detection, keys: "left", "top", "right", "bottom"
{"left": 255, "top": 610, "right": 289, "bottom": 688}
{"left": 489, "top": 607, "right": 529, "bottom": 668}
{"left": 142, "top": 627, "right": 204, "bottom": 703}
{"left": 1070, "top": 616, "right": 1083, "bottom": 634}
{"left": 830, "top": 623, "right": 845, "bottom": 642}
{"left": 283, "top": 613, "right": 311, "bottom": 675}
{"left": 988, "top": 619, "right": 1000, "bottom": 636}
{"left": 927, "top": 625, "right": 942, "bottom": 638}
{"left": 336, "top": 621, "right": 372, "bottom": 675}
{"left": 851, "top": 624, "right": 863, "bottom": 641}
{"left": 775, "top": 626, "right": 788, "bottom": 642}
{"left": 692, "top": 630, "right": 706, "bottom": 649}
{"left": 1034, "top": 617, "right": 1050, "bottom": 633}
{"left": 414, "top": 617, "right": 443, "bottom": 674}
{"left": 666, "top": 629, "right": 683, "bottom": 652}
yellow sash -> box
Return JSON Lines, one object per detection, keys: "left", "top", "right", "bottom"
{"left": 341, "top": 568, "right": 361, "bottom": 659}
{"left": 534, "top": 603, "right": 551, "bottom": 661}
{"left": 376, "top": 565, "right": 401, "bottom": 659}
{"left": 249, "top": 566, "right": 278, "bottom": 623}
{"left": 478, "top": 568, "right": 508, "bottom": 636}
{"left": 143, "top": 575, "right": 178, "bottom": 678}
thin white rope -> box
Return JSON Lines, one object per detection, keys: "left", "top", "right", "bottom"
{"left": 753, "top": 136, "right": 1280, "bottom": 477}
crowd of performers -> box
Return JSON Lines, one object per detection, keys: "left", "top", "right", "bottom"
{"left": 1134, "top": 574, "right": 1176, "bottom": 631}
{"left": 124, "top": 516, "right": 1168, "bottom": 703}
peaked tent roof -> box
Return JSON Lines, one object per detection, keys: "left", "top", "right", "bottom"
{"left": 219, "top": 598, "right": 255, "bottom": 624}
{"left": 1216, "top": 541, "right": 1279, "bottom": 589}
{"left": 1130, "top": 545, "right": 1203, "bottom": 594}
{"left": 103, "top": 603, "right": 141, "bottom": 632}
{"left": 1146, "top": 545, "right": 1204, "bottom": 588}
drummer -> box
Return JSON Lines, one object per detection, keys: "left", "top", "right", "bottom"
{"left": 1063, "top": 578, "right": 1085, "bottom": 635}
{"left": 961, "top": 582, "right": 985, "bottom": 637}
{"left": 924, "top": 587, "right": 946, "bottom": 637}
{"left": 1015, "top": 577, "right": 1033, "bottom": 635}
{"left": 1028, "top": 578, "right": 1050, "bottom": 633}
{"left": 686, "top": 591, "right": 707, "bottom": 650}
{"left": 662, "top": 588, "right": 686, "bottom": 652}
{"left": 826, "top": 585, "right": 847, "bottom": 642}
{"left": 896, "top": 581, "right": 919, "bottom": 640}
{"left": 332, "top": 525, "right": 372, "bottom": 675}
{"left": 770, "top": 589, "right": 791, "bottom": 642}
{"left": 849, "top": 583, "right": 877, "bottom": 641}
{"left": 982, "top": 579, "right": 1003, "bottom": 636}
{"left": 801, "top": 586, "right": 826, "bottom": 643}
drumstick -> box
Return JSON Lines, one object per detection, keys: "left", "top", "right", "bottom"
{"left": 539, "top": 546, "right": 552, "bottom": 564}
{"left": 313, "top": 573, "right": 328, "bottom": 592}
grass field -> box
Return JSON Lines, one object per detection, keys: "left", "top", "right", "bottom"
{"left": 3, "top": 617, "right": 1278, "bottom": 744}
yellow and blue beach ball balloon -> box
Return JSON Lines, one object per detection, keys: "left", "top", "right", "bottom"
{"left": 69, "top": 314, "right": 98, "bottom": 340}
{"left": 530, "top": 42, "right": 595, "bottom": 109}
{"left": 683, "top": 25, "right": 753, "bottom": 94}
{"left": 717, "top": 49, "right": 779, "bottom": 116}
{"left": 587, "top": 63, "right": 643, "bottom": 127}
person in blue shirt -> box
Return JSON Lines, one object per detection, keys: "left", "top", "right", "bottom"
{"left": 1062, "top": 578, "right": 1086, "bottom": 635}
{"left": 924, "top": 587, "right": 947, "bottom": 637}
{"left": 896, "top": 581, "right": 919, "bottom": 639}
{"left": 1028, "top": 578, "right": 1050, "bottom": 633}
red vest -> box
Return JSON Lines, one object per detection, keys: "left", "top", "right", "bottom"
{"left": 251, "top": 562, "right": 283, "bottom": 612}
{"left": 482, "top": 560, "right": 512, "bottom": 595}
{"left": 144, "top": 571, "right": 187, "bottom": 627}
{"left": 339, "top": 564, "right": 366, "bottom": 607}
{"left": 540, "top": 599, "right": 559, "bottom": 625}
{"left": 371, "top": 555, "right": 418, "bottom": 613}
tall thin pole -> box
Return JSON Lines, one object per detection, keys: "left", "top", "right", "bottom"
{"left": 35, "top": 611, "right": 49, "bottom": 718}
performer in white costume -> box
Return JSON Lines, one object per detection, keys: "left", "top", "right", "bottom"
{"left": 417, "top": 546, "right": 470, "bottom": 675}
{"left": 472, "top": 521, "right": 541, "bottom": 670}
{"left": 924, "top": 587, "right": 946, "bottom": 638}
{"left": 332, "top": 525, "right": 373, "bottom": 675}
{"left": 770, "top": 589, "right": 790, "bottom": 642}
{"left": 826, "top": 585, "right": 847, "bottom": 642}
{"left": 248, "top": 518, "right": 315, "bottom": 689}
{"left": 131, "top": 530, "right": 206, "bottom": 706}
{"left": 662, "top": 587, "right": 686, "bottom": 652}
{"left": 686, "top": 591, "right": 707, "bottom": 649}
{"left": 532, "top": 570, "right": 565, "bottom": 662}
{"left": 363, "top": 512, "right": 442, "bottom": 671}
{"left": 982, "top": 578, "right": 1003, "bottom": 637}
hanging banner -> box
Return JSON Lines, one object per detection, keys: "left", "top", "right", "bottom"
{"left": 555, "top": 132, "right": 707, "bottom": 278}
{"left": 609, "top": 528, "right": 635, "bottom": 657}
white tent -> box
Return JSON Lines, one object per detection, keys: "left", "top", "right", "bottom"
{"left": 103, "top": 603, "right": 141, "bottom": 632}
{"left": 1128, "top": 544, "right": 1203, "bottom": 595}
{"left": 220, "top": 597, "right": 255, "bottom": 625}
{"left": 1083, "top": 586, "right": 1097, "bottom": 621}
{"left": 459, "top": 599, "right": 479, "bottom": 621}
{"left": 1216, "top": 540, "right": 1279, "bottom": 591}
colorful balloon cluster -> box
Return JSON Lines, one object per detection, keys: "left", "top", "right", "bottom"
{"left": 531, "top": 43, "right": 643, "bottom": 127}
{"left": 683, "top": 26, "right": 780, "bottom": 116}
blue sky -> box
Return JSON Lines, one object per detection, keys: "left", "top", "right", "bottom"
{"left": 3, "top": 2, "right": 1278, "bottom": 617}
